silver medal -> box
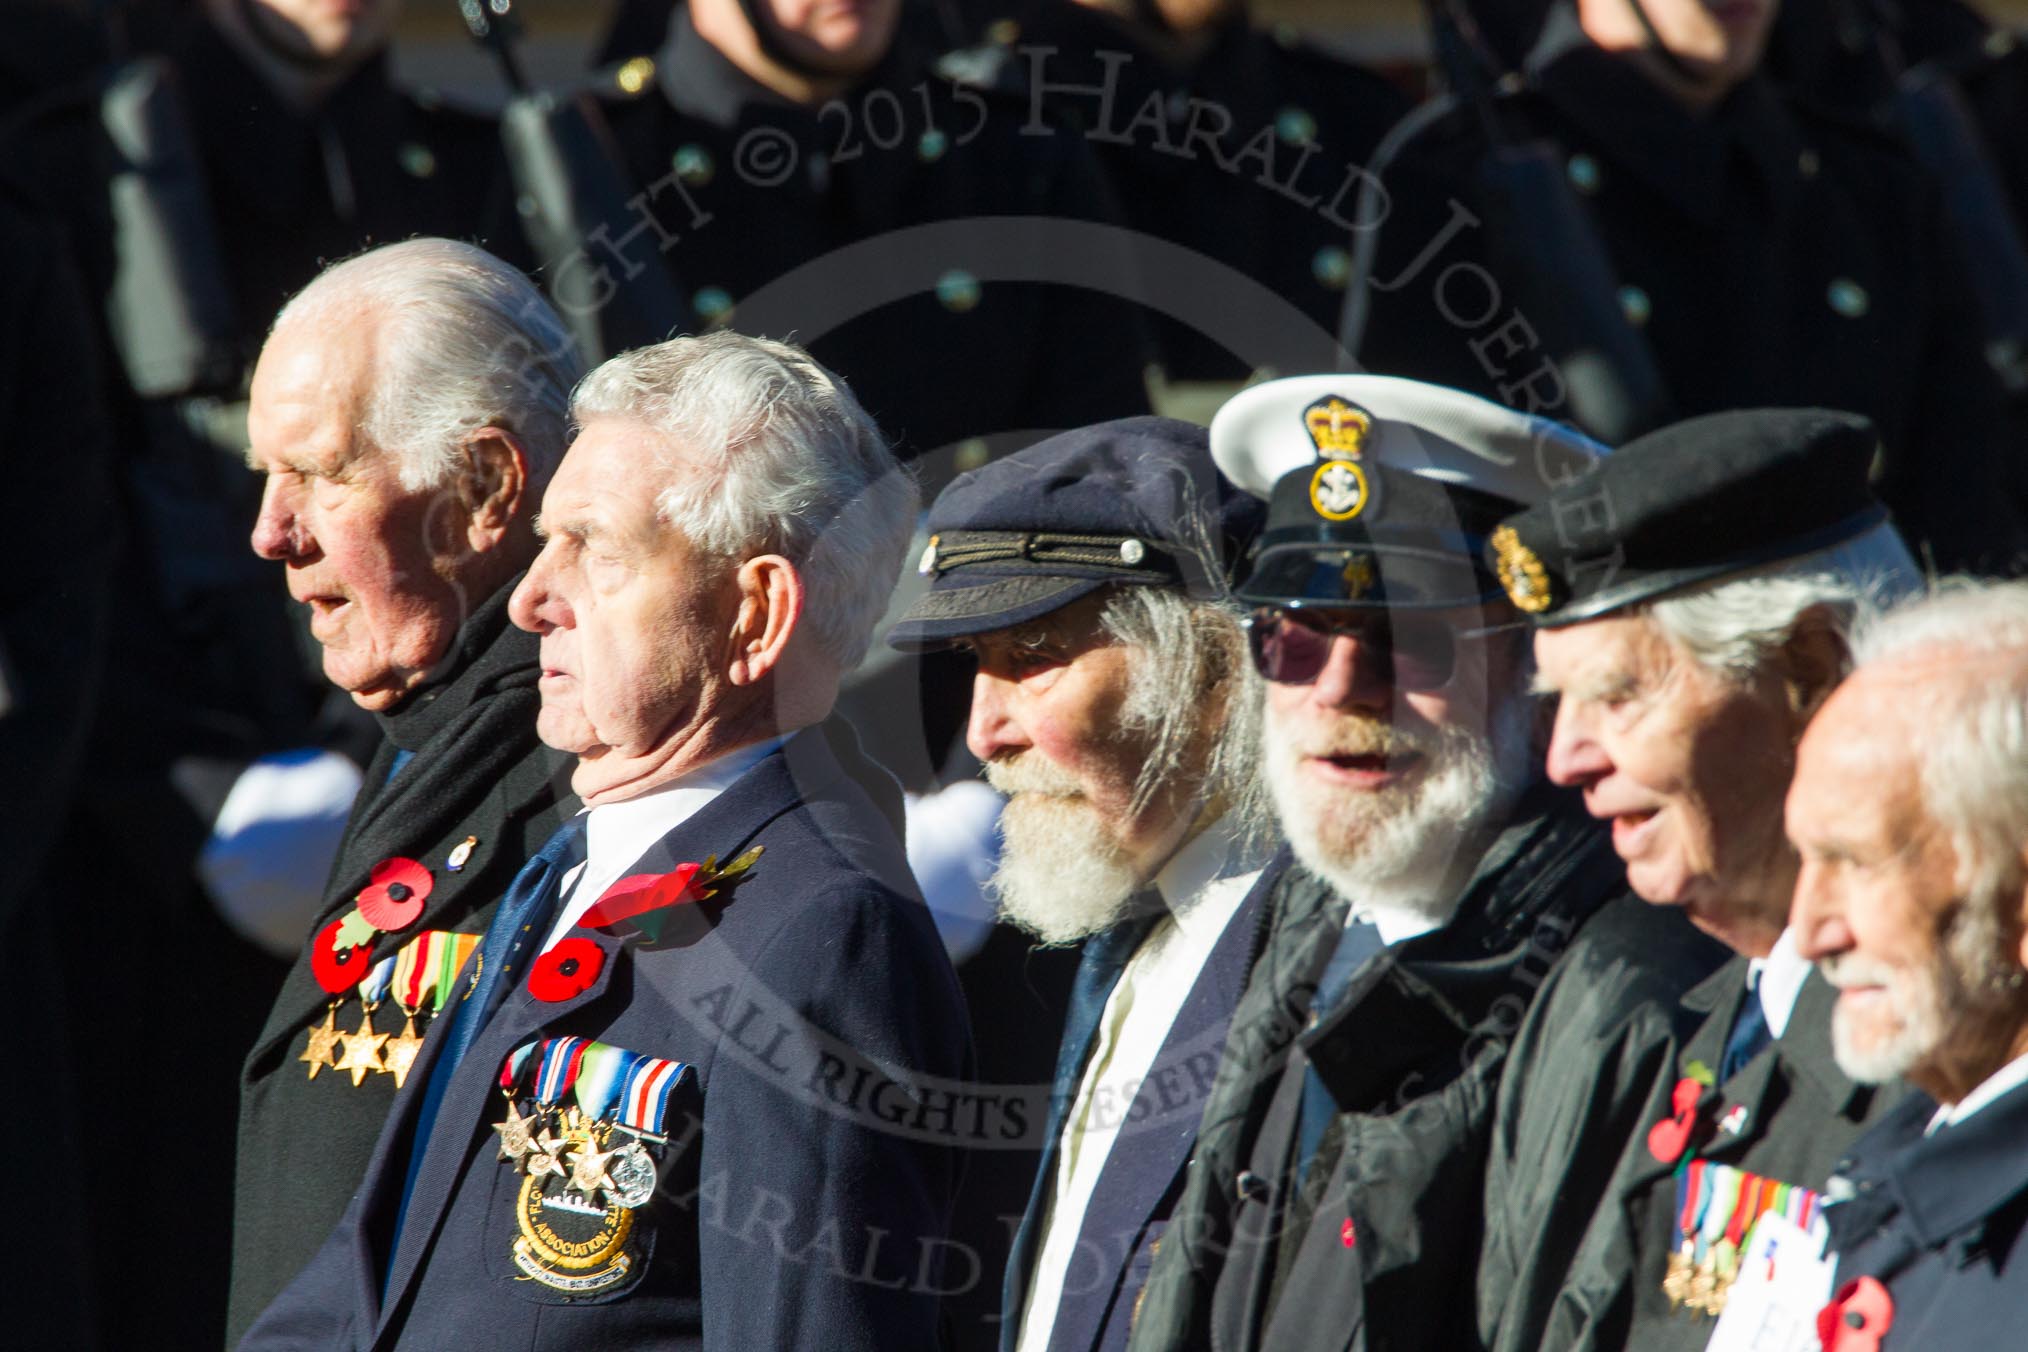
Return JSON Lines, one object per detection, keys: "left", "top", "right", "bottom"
{"left": 603, "top": 1141, "right": 658, "bottom": 1209}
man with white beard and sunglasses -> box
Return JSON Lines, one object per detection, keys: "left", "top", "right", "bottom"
{"left": 1125, "top": 376, "right": 1709, "bottom": 1352}
{"left": 884, "top": 417, "right": 1271, "bottom": 1352}
{"left": 1789, "top": 579, "right": 2028, "bottom": 1347}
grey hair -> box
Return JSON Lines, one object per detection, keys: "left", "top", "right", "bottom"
{"left": 274, "top": 238, "right": 583, "bottom": 493}
{"left": 571, "top": 332, "right": 918, "bottom": 672}
{"left": 1647, "top": 518, "right": 1925, "bottom": 682}
{"left": 1099, "top": 586, "right": 1271, "bottom": 848}
{"left": 1850, "top": 578, "right": 2028, "bottom": 984}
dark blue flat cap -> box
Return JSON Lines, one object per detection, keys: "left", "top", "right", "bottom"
{"left": 1489, "top": 407, "right": 1895, "bottom": 625}
{"left": 884, "top": 416, "right": 1264, "bottom": 650}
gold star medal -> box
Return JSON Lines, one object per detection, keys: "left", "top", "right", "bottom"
{"left": 334, "top": 1006, "right": 389, "bottom": 1087}
{"left": 568, "top": 1138, "right": 618, "bottom": 1197}
{"left": 494, "top": 1100, "right": 537, "bottom": 1167}
{"left": 383, "top": 1010, "right": 426, "bottom": 1090}
{"left": 527, "top": 1127, "right": 571, "bottom": 1181}
{"left": 300, "top": 1005, "right": 342, "bottom": 1081}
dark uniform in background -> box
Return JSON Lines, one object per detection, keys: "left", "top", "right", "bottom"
{"left": 2, "top": 9, "right": 524, "bottom": 1346}
{"left": 1349, "top": 0, "right": 2027, "bottom": 572}
{"left": 0, "top": 184, "right": 119, "bottom": 1352}
{"left": 226, "top": 581, "right": 572, "bottom": 1348}
{"left": 972, "top": 1, "right": 1411, "bottom": 381}
{"left": 597, "top": 6, "right": 1151, "bottom": 476}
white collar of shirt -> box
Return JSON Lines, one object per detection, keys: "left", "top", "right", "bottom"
{"left": 541, "top": 736, "right": 783, "bottom": 951}
{"left": 1349, "top": 902, "right": 1443, "bottom": 949}
{"left": 1013, "top": 813, "right": 1261, "bottom": 1352}
{"left": 1927, "top": 1050, "right": 2028, "bottom": 1136}
{"left": 1745, "top": 927, "right": 1812, "bottom": 1041}
{"left": 1152, "top": 812, "right": 1266, "bottom": 948}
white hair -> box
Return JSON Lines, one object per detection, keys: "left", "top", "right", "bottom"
{"left": 1099, "top": 586, "right": 1271, "bottom": 845}
{"left": 570, "top": 332, "right": 918, "bottom": 672}
{"left": 1647, "top": 518, "right": 1924, "bottom": 682}
{"left": 1852, "top": 578, "right": 2028, "bottom": 962}
{"left": 275, "top": 238, "right": 583, "bottom": 493}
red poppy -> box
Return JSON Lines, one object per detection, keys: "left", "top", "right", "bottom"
{"left": 1818, "top": 1276, "right": 1894, "bottom": 1351}
{"left": 1646, "top": 1077, "right": 1703, "bottom": 1164}
{"left": 357, "top": 857, "right": 432, "bottom": 931}
{"left": 311, "top": 918, "right": 374, "bottom": 994}
{"left": 528, "top": 938, "right": 605, "bottom": 1002}
{"left": 579, "top": 864, "right": 706, "bottom": 930}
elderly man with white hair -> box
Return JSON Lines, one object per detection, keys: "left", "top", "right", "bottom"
{"left": 242, "top": 331, "right": 969, "bottom": 1351}
{"left": 1475, "top": 408, "right": 1925, "bottom": 1352}
{"left": 231, "top": 238, "right": 583, "bottom": 1343}
{"left": 1124, "top": 376, "right": 1707, "bottom": 1352}
{"left": 1790, "top": 579, "right": 2028, "bottom": 1348}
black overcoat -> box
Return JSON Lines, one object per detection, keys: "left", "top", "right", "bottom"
{"left": 228, "top": 581, "right": 572, "bottom": 1345}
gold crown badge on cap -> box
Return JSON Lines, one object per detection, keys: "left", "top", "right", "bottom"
{"left": 1303, "top": 396, "right": 1372, "bottom": 460}
{"left": 1303, "top": 395, "right": 1375, "bottom": 521}
{"left": 1491, "top": 525, "right": 1553, "bottom": 613}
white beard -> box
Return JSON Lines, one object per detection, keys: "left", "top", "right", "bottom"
{"left": 983, "top": 758, "right": 1149, "bottom": 947}
{"left": 1265, "top": 696, "right": 1534, "bottom": 922}
{"left": 1823, "top": 952, "right": 1952, "bottom": 1085}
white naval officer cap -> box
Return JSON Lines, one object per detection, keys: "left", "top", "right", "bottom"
{"left": 1208, "top": 375, "right": 1608, "bottom": 610}
{"left": 1210, "top": 374, "right": 1605, "bottom": 508}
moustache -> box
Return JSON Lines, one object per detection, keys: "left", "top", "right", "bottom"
{"left": 1819, "top": 954, "right": 1900, "bottom": 989}
{"left": 983, "top": 754, "right": 1086, "bottom": 799}
{"left": 1277, "top": 711, "right": 1439, "bottom": 763}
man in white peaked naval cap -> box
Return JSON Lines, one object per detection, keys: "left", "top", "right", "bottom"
{"left": 1124, "top": 376, "right": 1723, "bottom": 1352}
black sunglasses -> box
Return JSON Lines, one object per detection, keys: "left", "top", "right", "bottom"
{"left": 1243, "top": 607, "right": 1485, "bottom": 690}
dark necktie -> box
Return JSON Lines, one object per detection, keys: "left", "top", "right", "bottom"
{"left": 1720, "top": 982, "right": 1773, "bottom": 1084}
{"left": 389, "top": 814, "right": 591, "bottom": 1263}
{"left": 1295, "top": 917, "right": 1386, "bottom": 1181}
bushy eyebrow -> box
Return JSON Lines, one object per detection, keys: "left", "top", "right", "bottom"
{"left": 1531, "top": 667, "right": 1639, "bottom": 702}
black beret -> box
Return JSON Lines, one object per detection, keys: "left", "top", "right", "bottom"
{"left": 884, "top": 417, "right": 1263, "bottom": 650}
{"left": 1489, "top": 408, "right": 1893, "bottom": 625}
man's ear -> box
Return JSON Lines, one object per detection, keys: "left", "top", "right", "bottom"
{"left": 460, "top": 429, "right": 529, "bottom": 555}
{"left": 1781, "top": 605, "right": 1849, "bottom": 732}
{"left": 726, "top": 555, "right": 805, "bottom": 687}
{"left": 2013, "top": 850, "right": 2028, "bottom": 974}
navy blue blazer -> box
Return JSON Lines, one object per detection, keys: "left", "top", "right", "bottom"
{"left": 1824, "top": 1076, "right": 2028, "bottom": 1349}
{"left": 999, "top": 848, "right": 1279, "bottom": 1352}
{"left": 241, "top": 729, "right": 972, "bottom": 1352}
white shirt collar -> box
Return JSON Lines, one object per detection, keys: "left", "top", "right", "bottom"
{"left": 1745, "top": 927, "right": 1813, "bottom": 1040}
{"left": 543, "top": 736, "right": 782, "bottom": 950}
{"left": 1351, "top": 903, "right": 1444, "bottom": 948}
{"left": 1153, "top": 813, "right": 1266, "bottom": 947}
{"left": 1927, "top": 1050, "right": 2028, "bottom": 1136}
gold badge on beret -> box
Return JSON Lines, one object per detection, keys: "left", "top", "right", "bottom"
{"left": 1491, "top": 525, "right": 1553, "bottom": 613}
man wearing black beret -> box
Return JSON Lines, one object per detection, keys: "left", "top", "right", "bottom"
{"left": 888, "top": 416, "right": 1271, "bottom": 1352}
{"left": 1126, "top": 377, "right": 1719, "bottom": 1352}
{"left": 1477, "top": 408, "right": 1924, "bottom": 1352}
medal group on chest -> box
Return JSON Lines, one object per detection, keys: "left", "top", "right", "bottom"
{"left": 494, "top": 1035, "right": 693, "bottom": 1295}
{"left": 300, "top": 839, "right": 481, "bottom": 1089}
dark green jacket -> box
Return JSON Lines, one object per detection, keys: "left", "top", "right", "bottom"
{"left": 1481, "top": 952, "right": 1906, "bottom": 1352}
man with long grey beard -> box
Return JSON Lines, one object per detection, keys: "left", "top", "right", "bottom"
{"left": 886, "top": 417, "right": 1267, "bottom": 1352}
{"left": 1125, "top": 375, "right": 1678, "bottom": 1352}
